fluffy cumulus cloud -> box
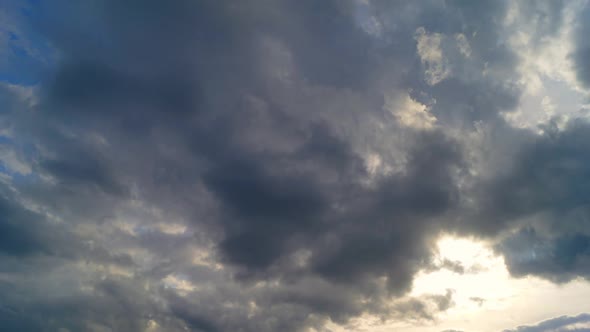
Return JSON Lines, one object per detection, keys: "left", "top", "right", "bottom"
{"left": 1, "top": 0, "right": 590, "bottom": 331}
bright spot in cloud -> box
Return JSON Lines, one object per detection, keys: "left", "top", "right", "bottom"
{"left": 389, "top": 236, "right": 590, "bottom": 332}
{"left": 415, "top": 27, "right": 450, "bottom": 85}
{"left": 387, "top": 93, "right": 437, "bottom": 130}
{"left": 162, "top": 274, "right": 196, "bottom": 295}
{"left": 412, "top": 236, "right": 514, "bottom": 312}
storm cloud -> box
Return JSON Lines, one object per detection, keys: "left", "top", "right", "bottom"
{"left": 1, "top": 0, "right": 590, "bottom": 331}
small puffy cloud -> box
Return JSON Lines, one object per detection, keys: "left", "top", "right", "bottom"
{"left": 387, "top": 93, "right": 437, "bottom": 130}
{"left": 415, "top": 27, "right": 451, "bottom": 85}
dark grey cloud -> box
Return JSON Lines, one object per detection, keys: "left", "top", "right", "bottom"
{"left": 484, "top": 120, "right": 590, "bottom": 281}
{"left": 0, "top": 275, "right": 188, "bottom": 332}
{"left": 384, "top": 289, "right": 455, "bottom": 323}
{"left": 504, "top": 313, "right": 590, "bottom": 332}
{"left": 574, "top": 5, "right": 590, "bottom": 89}
{"left": 485, "top": 121, "right": 590, "bottom": 222}
{"left": 0, "top": 190, "right": 51, "bottom": 256}
{"left": 469, "top": 297, "right": 485, "bottom": 306}
{"left": 0, "top": 0, "right": 587, "bottom": 331}
{"left": 499, "top": 227, "right": 590, "bottom": 282}
{"left": 0, "top": 183, "right": 132, "bottom": 268}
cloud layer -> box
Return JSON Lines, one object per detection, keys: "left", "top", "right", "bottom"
{"left": 1, "top": 0, "right": 590, "bottom": 331}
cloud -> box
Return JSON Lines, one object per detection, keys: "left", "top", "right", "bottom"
{"left": 573, "top": 5, "right": 590, "bottom": 89}
{"left": 0, "top": 0, "right": 587, "bottom": 331}
{"left": 415, "top": 27, "right": 451, "bottom": 85}
{"left": 479, "top": 119, "right": 590, "bottom": 281}
{"left": 504, "top": 313, "right": 590, "bottom": 332}
{"left": 498, "top": 227, "right": 590, "bottom": 282}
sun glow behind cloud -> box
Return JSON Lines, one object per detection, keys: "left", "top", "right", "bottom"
{"left": 413, "top": 236, "right": 513, "bottom": 304}
{"left": 322, "top": 235, "right": 590, "bottom": 332}
{"left": 381, "top": 236, "right": 590, "bottom": 332}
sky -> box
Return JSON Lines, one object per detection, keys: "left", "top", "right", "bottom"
{"left": 1, "top": 0, "right": 590, "bottom": 331}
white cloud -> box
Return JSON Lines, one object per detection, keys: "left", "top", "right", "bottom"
{"left": 0, "top": 144, "right": 31, "bottom": 175}
{"left": 415, "top": 27, "right": 451, "bottom": 85}
{"left": 455, "top": 33, "right": 472, "bottom": 58}
{"left": 386, "top": 92, "right": 437, "bottom": 130}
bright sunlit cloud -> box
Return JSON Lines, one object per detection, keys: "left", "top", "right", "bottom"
{"left": 398, "top": 236, "right": 590, "bottom": 332}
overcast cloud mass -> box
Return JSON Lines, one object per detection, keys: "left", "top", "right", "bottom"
{"left": 1, "top": 1, "right": 590, "bottom": 331}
